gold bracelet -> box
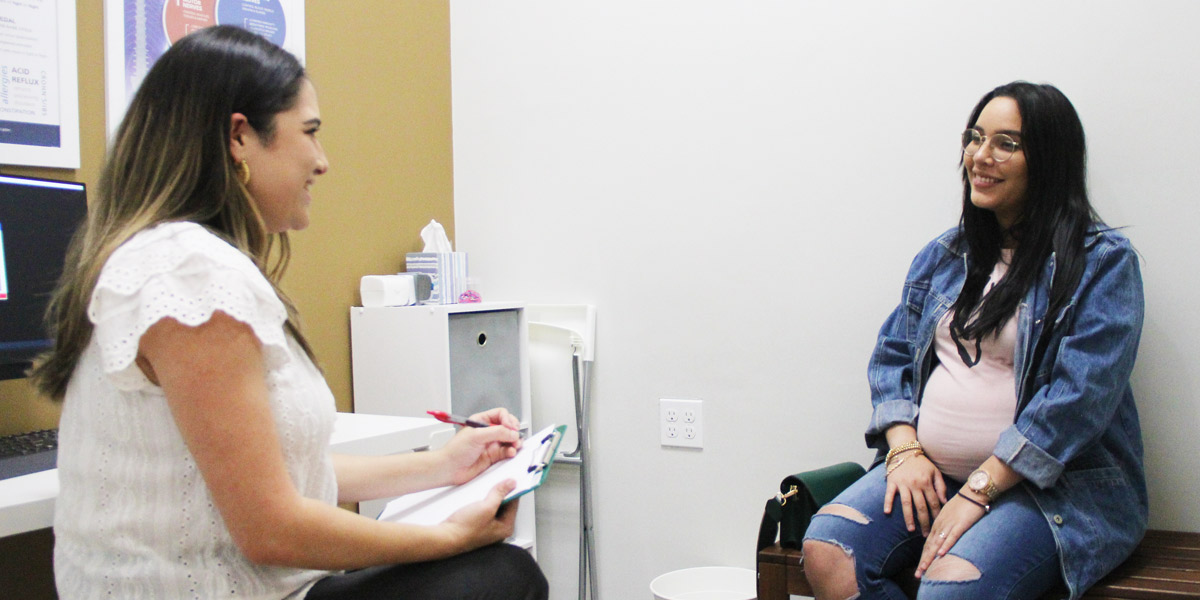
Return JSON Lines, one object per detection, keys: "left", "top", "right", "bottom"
{"left": 885, "top": 440, "right": 923, "bottom": 464}
{"left": 887, "top": 446, "right": 920, "bottom": 466}
{"left": 885, "top": 450, "right": 923, "bottom": 476}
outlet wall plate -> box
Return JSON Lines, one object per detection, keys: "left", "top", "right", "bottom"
{"left": 660, "top": 399, "right": 703, "bottom": 448}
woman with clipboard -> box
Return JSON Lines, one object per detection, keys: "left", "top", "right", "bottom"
{"left": 32, "top": 25, "right": 547, "bottom": 600}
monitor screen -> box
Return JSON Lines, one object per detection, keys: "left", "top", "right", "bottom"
{"left": 0, "top": 174, "right": 88, "bottom": 380}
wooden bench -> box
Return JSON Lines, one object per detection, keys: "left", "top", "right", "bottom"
{"left": 757, "top": 529, "right": 1200, "bottom": 599}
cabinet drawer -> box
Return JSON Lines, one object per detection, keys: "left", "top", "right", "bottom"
{"left": 448, "top": 309, "right": 522, "bottom": 418}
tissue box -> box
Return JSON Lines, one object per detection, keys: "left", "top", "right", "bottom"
{"left": 405, "top": 252, "right": 468, "bottom": 304}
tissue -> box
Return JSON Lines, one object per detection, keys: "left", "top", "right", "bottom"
{"left": 420, "top": 219, "right": 454, "bottom": 253}
{"left": 406, "top": 219, "right": 468, "bottom": 304}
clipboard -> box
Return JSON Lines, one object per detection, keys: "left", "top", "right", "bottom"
{"left": 377, "top": 424, "right": 566, "bottom": 526}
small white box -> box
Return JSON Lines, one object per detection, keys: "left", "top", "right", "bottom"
{"left": 359, "top": 274, "right": 432, "bottom": 307}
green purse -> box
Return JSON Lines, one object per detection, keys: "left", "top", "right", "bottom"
{"left": 757, "top": 462, "right": 866, "bottom": 551}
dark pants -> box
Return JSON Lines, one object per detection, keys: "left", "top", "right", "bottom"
{"left": 305, "top": 543, "right": 548, "bottom": 600}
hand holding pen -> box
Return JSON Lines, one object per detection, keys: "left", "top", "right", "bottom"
{"left": 431, "top": 408, "right": 524, "bottom": 484}
{"left": 427, "top": 409, "right": 522, "bottom": 435}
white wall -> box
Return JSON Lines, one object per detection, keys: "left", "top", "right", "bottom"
{"left": 449, "top": 2, "right": 1200, "bottom": 598}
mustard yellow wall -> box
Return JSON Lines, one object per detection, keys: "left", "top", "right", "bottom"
{"left": 292, "top": 1, "right": 456, "bottom": 414}
{"left": 0, "top": 1, "right": 454, "bottom": 434}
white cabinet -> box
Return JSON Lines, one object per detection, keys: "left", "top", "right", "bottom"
{"left": 349, "top": 301, "right": 536, "bottom": 551}
{"left": 350, "top": 301, "right": 529, "bottom": 422}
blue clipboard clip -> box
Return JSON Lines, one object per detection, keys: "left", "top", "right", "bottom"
{"left": 527, "top": 428, "right": 563, "bottom": 474}
{"left": 502, "top": 424, "right": 566, "bottom": 505}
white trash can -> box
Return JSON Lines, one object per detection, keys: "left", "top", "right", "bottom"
{"left": 650, "top": 566, "right": 756, "bottom": 600}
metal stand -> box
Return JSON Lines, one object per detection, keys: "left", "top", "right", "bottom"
{"left": 527, "top": 304, "right": 597, "bottom": 600}
{"left": 572, "top": 355, "right": 596, "bottom": 600}
{"left": 555, "top": 344, "right": 596, "bottom": 599}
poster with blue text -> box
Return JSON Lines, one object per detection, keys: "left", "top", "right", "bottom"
{"left": 0, "top": 0, "right": 81, "bottom": 168}
{"left": 103, "top": 0, "right": 305, "bottom": 139}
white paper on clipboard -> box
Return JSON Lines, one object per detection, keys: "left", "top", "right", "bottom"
{"left": 377, "top": 424, "right": 564, "bottom": 526}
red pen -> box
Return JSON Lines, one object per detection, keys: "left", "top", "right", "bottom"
{"left": 427, "top": 410, "right": 489, "bottom": 428}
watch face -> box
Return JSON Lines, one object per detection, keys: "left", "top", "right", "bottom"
{"left": 968, "top": 470, "right": 988, "bottom": 490}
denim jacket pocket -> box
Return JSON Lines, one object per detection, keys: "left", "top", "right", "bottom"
{"left": 903, "top": 280, "right": 931, "bottom": 340}
{"left": 1053, "top": 465, "right": 1143, "bottom": 590}
{"left": 1031, "top": 302, "right": 1077, "bottom": 383}
{"left": 1059, "top": 465, "right": 1134, "bottom": 543}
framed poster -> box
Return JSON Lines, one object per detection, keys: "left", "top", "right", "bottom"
{"left": 103, "top": 0, "right": 305, "bottom": 139}
{"left": 0, "top": 0, "right": 81, "bottom": 169}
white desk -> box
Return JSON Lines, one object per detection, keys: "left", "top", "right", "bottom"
{"left": 0, "top": 413, "right": 446, "bottom": 538}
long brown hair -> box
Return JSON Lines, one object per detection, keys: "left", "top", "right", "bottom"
{"left": 31, "top": 26, "right": 318, "bottom": 399}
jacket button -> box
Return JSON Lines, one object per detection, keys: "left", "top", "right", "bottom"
{"left": 1053, "top": 515, "right": 1064, "bottom": 525}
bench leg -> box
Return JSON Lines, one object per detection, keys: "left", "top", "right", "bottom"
{"left": 758, "top": 559, "right": 790, "bottom": 600}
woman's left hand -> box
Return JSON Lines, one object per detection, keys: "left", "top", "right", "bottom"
{"left": 914, "top": 493, "right": 988, "bottom": 578}
{"left": 440, "top": 407, "right": 523, "bottom": 485}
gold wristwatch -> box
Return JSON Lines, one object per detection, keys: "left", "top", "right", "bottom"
{"left": 967, "top": 468, "right": 1000, "bottom": 502}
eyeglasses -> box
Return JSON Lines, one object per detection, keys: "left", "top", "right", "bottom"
{"left": 961, "top": 129, "right": 1022, "bottom": 162}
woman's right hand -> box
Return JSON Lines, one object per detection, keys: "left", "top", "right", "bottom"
{"left": 884, "top": 453, "right": 947, "bottom": 537}
{"left": 442, "top": 479, "right": 520, "bottom": 551}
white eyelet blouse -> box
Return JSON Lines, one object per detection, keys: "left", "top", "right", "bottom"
{"left": 53, "top": 222, "right": 337, "bottom": 600}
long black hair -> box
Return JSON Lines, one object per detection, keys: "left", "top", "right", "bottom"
{"left": 32, "top": 26, "right": 316, "bottom": 399}
{"left": 950, "top": 81, "right": 1099, "bottom": 343}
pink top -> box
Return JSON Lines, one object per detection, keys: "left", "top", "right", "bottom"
{"left": 917, "top": 251, "right": 1018, "bottom": 480}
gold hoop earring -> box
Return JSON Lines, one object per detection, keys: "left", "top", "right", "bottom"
{"left": 236, "top": 159, "right": 251, "bottom": 186}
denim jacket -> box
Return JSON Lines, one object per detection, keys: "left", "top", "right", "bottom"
{"left": 864, "top": 226, "right": 1146, "bottom": 600}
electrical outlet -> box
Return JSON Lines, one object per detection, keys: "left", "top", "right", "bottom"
{"left": 660, "top": 399, "right": 703, "bottom": 448}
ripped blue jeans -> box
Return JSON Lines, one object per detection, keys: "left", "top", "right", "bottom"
{"left": 803, "top": 464, "right": 1063, "bottom": 600}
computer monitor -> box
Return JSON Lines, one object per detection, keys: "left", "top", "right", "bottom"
{"left": 0, "top": 174, "right": 88, "bottom": 381}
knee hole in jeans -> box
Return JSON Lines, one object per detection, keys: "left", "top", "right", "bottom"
{"left": 816, "top": 503, "right": 871, "bottom": 524}
{"left": 802, "top": 539, "right": 859, "bottom": 600}
{"left": 923, "top": 555, "right": 981, "bottom": 582}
